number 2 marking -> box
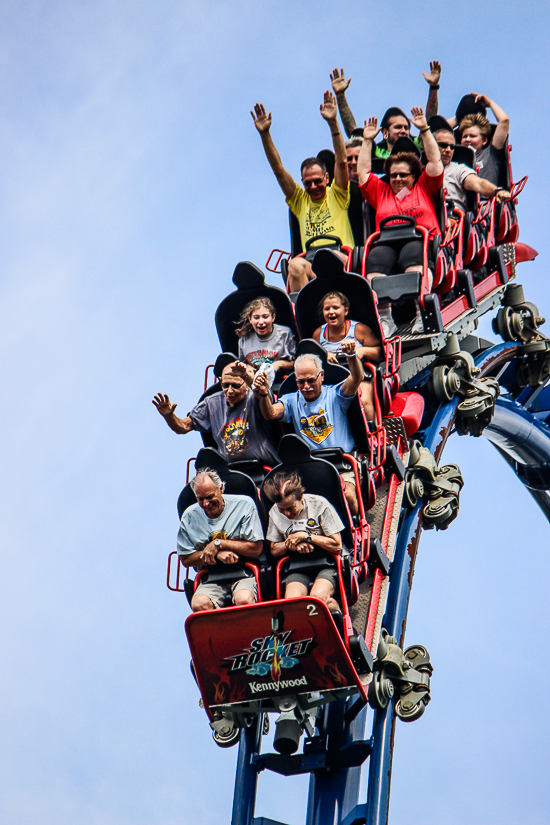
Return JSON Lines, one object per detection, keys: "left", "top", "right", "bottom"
{"left": 307, "top": 604, "right": 318, "bottom": 616}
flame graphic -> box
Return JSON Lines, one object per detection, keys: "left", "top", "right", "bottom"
{"left": 270, "top": 635, "right": 282, "bottom": 682}
{"left": 214, "top": 678, "right": 227, "bottom": 704}
{"left": 326, "top": 660, "right": 346, "bottom": 685}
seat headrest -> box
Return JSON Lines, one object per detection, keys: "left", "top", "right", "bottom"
{"left": 277, "top": 434, "right": 314, "bottom": 464}
{"left": 195, "top": 448, "right": 228, "bottom": 472}
{"left": 232, "top": 261, "right": 266, "bottom": 290}
{"left": 311, "top": 248, "right": 346, "bottom": 279}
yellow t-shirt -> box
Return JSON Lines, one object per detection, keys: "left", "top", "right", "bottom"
{"left": 286, "top": 182, "right": 354, "bottom": 249}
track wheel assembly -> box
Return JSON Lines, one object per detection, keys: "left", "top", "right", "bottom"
{"left": 404, "top": 442, "right": 464, "bottom": 530}
{"left": 368, "top": 631, "right": 432, "bottom": 721}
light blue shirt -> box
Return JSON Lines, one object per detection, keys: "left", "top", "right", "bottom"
{"left": 281, "top": 381, "right": 355, "bottom": 453}
{"left": 177, "top": 494, "right": 264, "bottom": 557}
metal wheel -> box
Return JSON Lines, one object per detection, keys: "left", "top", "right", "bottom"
{"left": 404, "top": 475, "right": 424, "bottom": 508}
{"left": 395, "top": 696, "right": 426, "bottom": 722}
{"left": 368, "top": 670, "right": 394, "bottom": 711}
{"left": 213, "top": 723, "right": 241, "bottom": 748}
{"left": 432, "top": 365, "right": 456, "bottom": 402}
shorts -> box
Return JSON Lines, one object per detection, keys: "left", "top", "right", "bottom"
{"left": 340, "top": 469, "right": 356, "bottom": 486}
{"left": 194, "top": 576, "right": 257, "bottom": 609}
{"left": 285, "top": 567, "right": 338, "bottom": 591}
{"left": 366, "top": 239, "right": 434, "bottom": 276}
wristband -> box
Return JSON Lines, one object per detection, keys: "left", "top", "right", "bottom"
{"left": 420, "top": 127, "right": 430, "bottom": 133}
{"left": 429, "top": 84, "right": 440, "bottom": 90}
{"left": 331, "top": 132, "right": 340, "bottom": 137}
{"left": 259, "top": 392, "right": 269, "bottom": 397}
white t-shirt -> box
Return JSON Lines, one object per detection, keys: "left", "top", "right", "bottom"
{"left": 266, "top": 493, "right": 344, "bottom": 541}
{"left": 444, "top": 161, "right": 474, "bottom": 212}
{"left": 177, "top": 494, "right": 264, "bottom": 557}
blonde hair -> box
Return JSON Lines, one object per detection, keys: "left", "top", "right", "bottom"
{"left": 235, "top": 297, "right": 276, "bottom": 338}
{"left": 458, "top": 113, "right": 492, "bottom": 142}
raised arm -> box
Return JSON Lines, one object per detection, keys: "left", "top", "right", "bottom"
{"left": 340, "top": 340, "right": 364, "bottom": 397}
{"left": 423, "top": 60, "right": 441, "bottom": 118}
{"left": 330, "top": 67, "right": 357, "bottom": 138}
{"left": 251, "top": 371, "right": 285, "bottom": 420}
{"left": 410, "top": 107, "right": 443, "bottom": 177}
{"left": 463, "top": 173, "right": 511, "bottom": 203}
{"left": 251, "top": 103, "right": 297, "bottom": 199}
{"left": 320, "top": 90, "right": 348, "bottom": 190}
{"left": 152, "top": 393, "right": 194, "bottom": 434}
{"left": 357, "top": 118, "right": 379, "bottom": 186}
{"left": 473, "top": 93, "right": 510, "bottom": 150}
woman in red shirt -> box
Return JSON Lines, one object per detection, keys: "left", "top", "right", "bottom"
{"left": 357, "top": 107, "right": 444, "bottom": 337}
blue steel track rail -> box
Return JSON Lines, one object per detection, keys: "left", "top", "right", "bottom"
{"left": 231, "top": 340, "right": 548, "bottom": 825}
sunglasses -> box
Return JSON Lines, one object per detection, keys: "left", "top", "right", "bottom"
{"left": 437, "top": 141, "right": 455, "bottom": 150}
{"left": 221, "top": 381, "right": 244, "bottom": 390}
{"left": 389, "top": 172, "right": 413, "bottom": 180}
{"left": 296, "top": 371, "right": 322, "bottom": 386}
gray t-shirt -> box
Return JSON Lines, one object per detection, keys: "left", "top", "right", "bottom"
{"left": 444, "top": 161, "right": 474, "bottom": 212}
{"left": 238, "top": 323, "right": 296, "bottom": 368}
{"left": 475, "top": 144, "right": 505, "bottom": 187}
{"left": 189, "top": 388, "right": 279, "bottom": 466}
{"left": 177, "top": 494, "right": 264, "bottom": 557}
{"left": 266, "top": 493, "right": 344, "bottom": 542}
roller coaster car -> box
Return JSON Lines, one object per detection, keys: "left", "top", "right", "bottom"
{"left": 184, "top": 435, "right": 382, "bottom": 753}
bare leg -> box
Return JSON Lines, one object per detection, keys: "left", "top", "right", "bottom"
{"left": 358, "top": 380, "right": 375, "bottom": 421}
{"left": 234, "top": 588, "right": 256, "bottom": 606}
{"left": 191, "top": 593, "right": 215, "bottom": 611}
{"left": 344, "top": 480, "right": 359, "bottom": 515}
{"left": 310, "top": 578, "right": 339, "bottom": 612}
{"left": 287, "top": 258, "right": 314, "bottom": 292}
{"left": 284, "top": 581, "right": 308, "bottom": 599}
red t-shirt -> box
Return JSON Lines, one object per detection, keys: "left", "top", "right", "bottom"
{"left": 360, "top": 170, "right": 444, "bottom": 238}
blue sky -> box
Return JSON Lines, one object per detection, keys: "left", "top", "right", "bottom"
{"left": 2, "top": 2, "right": 550, "bottom": 823}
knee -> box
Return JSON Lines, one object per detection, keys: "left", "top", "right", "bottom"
{"left": 344, "top": 481, "right": 358, "bottom": 515}
{"left": 234, "top": 589, "right": 256, "bottom": 606}
{"left": 191, "top": 594, "right": 214, "bottom": 612}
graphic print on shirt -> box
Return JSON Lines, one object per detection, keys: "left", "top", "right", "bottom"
{"left": 284, "top": 517, "right": 318, "bottom": 538}
{"left": 221, "top": 410, "right": 249, "bottom": 455}
{"left": 245, "top": 348, "right": 278, "bottom": 365}
{"left": 305, "top": 204, "right": 335, "bottom": 240}
{"left": 299, "top": 409, "right": 334, "bottom": 444}
{"left": 210, "top": 530, "right": 227, "bottom": 542}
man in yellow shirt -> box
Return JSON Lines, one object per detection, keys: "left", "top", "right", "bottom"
{"left": 251, "top": 91, "right": 353, "bottom": 293}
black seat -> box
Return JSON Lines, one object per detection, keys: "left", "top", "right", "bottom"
{"left": 294, "top": 249, "right": 382, "bottom": 341}
{"left": 214, "top": 261, "right": 298, "bottom": 355}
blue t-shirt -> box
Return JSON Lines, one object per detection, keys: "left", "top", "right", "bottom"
{"left": 280, "top": 381, "right": 355, "bottom": 452}
{"left": 177, "top": 494, "right": 264, "bottom": 558}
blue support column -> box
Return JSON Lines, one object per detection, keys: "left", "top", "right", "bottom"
{"left": 306, "top": 698, "right": 369, "bottom": 825}
{"left": 232, "top": 717, "right": 263, "bottom": 825}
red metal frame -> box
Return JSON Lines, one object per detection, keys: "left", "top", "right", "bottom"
{"left": 361, "top": 223, "right": 431, "bottom": 309}
{"left": 203, "top": 364, "right": 217, "bottom": 391}
{"left": 167, "top": 552, "right": 262, "bottom": 601}
{"left": 266, "top": 248, "right": 291, "bottom": 274}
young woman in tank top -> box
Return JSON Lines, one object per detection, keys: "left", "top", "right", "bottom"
{"left": 313, "top": 291, "right": 382, "bottom": 421}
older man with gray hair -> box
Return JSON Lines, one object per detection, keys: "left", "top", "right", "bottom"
{"left": 253, "top": 341, "right": 363, "bottom": 514}
{"left": 177, "top": 468, "right": 264, "bottom": 611}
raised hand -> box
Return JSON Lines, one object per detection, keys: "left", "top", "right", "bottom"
{"left": 252, "top": 370, "right": 270, "bottom": 395}
{"left": 410, "top": 106, "right": 428, "bottom": 132}
{"left": 152, "top": 393, "right": 177, "bottom": 417}
{"left": 422, "top": 60, "right": 441, "bottom": 86}
{"left": 251, "top": 102, "right": 272, "bottom": 134}
{"left": 363, "top": 117, "right": 380, "bottom": 141}
{"left": 472, "top": 93, "right": 490, "bottom": 107}
{"left": 320, "top": 90, "right": 338, "bottom": 122}
{"left": 330, "top": 67, "right": 352, "bottom": 95}
{"left": 340, "top": 339, "right": 357, "bottom": 357}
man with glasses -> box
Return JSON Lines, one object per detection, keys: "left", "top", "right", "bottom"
{"left": 152, "top": 361, "right": 279, "bottom": 466}
{"left": 430, "top": 117, "right": 511, "bottom": 211}
{"left": 253, "top": 345, "right": 363, "bottom": 514}
{"left": 251, "top": 91, "right": 353, "bottom": 293}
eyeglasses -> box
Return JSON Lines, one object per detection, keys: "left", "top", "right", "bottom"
{"left": 389, "top": 172, "right": 413, "bottom": 180}
{"left": 296, "top": 371, "right": 322, "bottom": 386}
{"left": 437, "top": 141, "right": 455, "bottom": 150}
{"left": 303, "top": 178, "right": 324, "bottom": 188}
{"left": 221, "top": 381, "right": 244, "bottom": 390}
